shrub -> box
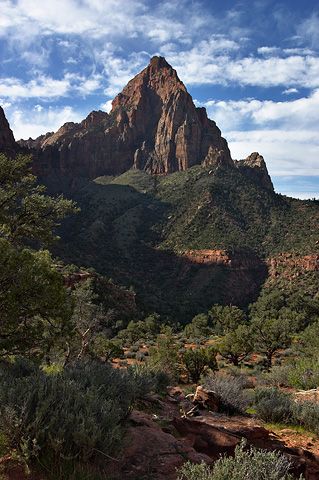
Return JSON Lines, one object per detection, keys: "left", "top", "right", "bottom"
{"left": 127, "top": 362, "right": 170, "bottom": 396}
{"left": 203, "top": 373, "right": 248, "bottom": 415}
{"left": 177, "top": 460, "right": 213, "bottom": 480}
{"left": 289, "top": 356, "right": 319, "bottom": 390}
{"left": 252, "top": 387, "right": 293, "bottom": 424}
{"left": 292, "top": 399, "right": 319, "bottom": 435}
{"left": 135, "top": 351, "right": 146, "bottom": 362}
{"left": 182, "top": 347, "right": 218, "bottom": 384}
{"left": 0, "top": 358, "right": 143, "bottom": 476}
{"left": 177, "top": 439, "right": 301, "bottom": 479}
{"left": 125, "top": 351, "right": 136, "bottom": 358}
{"left": 256, "top": 364, "right": 295, "bottom": 388}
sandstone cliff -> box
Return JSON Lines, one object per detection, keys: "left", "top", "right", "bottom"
{"left": 235, "top": 152, "right": 274, "bottom": 191}
{"left": 18, "top": 56, "right": 232, "bottom": 180}
{"left": 0, "top": 106, "right": 16, "bottom": 154}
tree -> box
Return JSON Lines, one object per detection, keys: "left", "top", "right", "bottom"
{"left": 249, "top": 290, "right": 299, "bottom": 370}
{"left": 215, "top": 324, "right": 253, "bottom": 366}
{"left": 0, "top": 153, "right": 78, "bottom": 247}
{"left": 64, "top": 279, "right": 105, "bottom": 363}
{"left": 182, "top": 347, "right": 218, "bottom": 383}
{"left": 209, "top": 304, "right": 247, "bottom": 335}
{"left": 184, "top": 314, "right": 211, "bottom": 340}
{"left": 149, "top": 326, "right": 180, "bottom": 379}
{"left": 0, "top": 239, "right": 74, "bottom": 358}
{"left": 0, "top": 153, "right": 78, "bottom": 358}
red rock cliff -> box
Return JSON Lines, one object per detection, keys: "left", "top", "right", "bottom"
{"left": 19, "top": 57, "right": 232, "bottom": 179}
{"left": 0, "top": 106, "right": 16, "bottom": 154}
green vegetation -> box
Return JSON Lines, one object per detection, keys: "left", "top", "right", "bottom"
{"left": 0, "top": 154, "right": 78, "bottom": 359}
{"left": 52, "top": 162, "right": 319, "bottom": 318}
{"left": 2, "top": 154, "right": 319, "bottom": 478}
{"left": 0, "top": 357, "right": 163, "bottom": 477}
{"left": 177, "top": 439, "right": 301, "bottom": 480}
{"left": 182, "top": 346, "right": 218, "bottom": 383}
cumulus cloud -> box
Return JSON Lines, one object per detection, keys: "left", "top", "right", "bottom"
{"left": 197, "top": 91, "right": 319, "bottom": 181}
{"left": 0, "top": 73, "right": 106, "bottom": 100}
{"left": 0, "top": 76, "right": 71, "bottom": 100}
{"left": 5, "top": 105, "right": 83, "bottom": 140}
{"left": 172, "top": 51, "right": 319, "bottom": 89}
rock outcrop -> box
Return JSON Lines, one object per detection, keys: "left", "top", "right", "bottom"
{"left": 18, "top": 56, "right": 232, "bottom": 180}
{"left": 235, "top": 152, "right": 274, "bottom": 191}
{"left": 0, "top": 106, "right": 16, "bottom": 154}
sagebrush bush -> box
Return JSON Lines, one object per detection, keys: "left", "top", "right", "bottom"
{"left": 256, "top": 364, "right": 295, "bottom": 388}
{"left": 177, "top": 439, "right": 302, "bottom": 479}
{"left": 203, "top": 373, "right": 248, "bottom": 415}
{"left": 127, "top": 362, "right": 170, "bottom": 396}
{"left": 252, "top": 387, "right": 293, "bottom": 423}
{"left": 135, "top": 350, "right": 146, "bottom": 362}
{"left": 289, "top": 356, "right": 319, "bottom": 390}
{"left": 292, "top": 399, "right": 319, "bottom": 435}
{"left": 0, "top": 357, "right": 153, "bottom": 476}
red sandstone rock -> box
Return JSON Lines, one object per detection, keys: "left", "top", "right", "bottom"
{"left": 235, "top": 152, "right": 274, "bottom": 191}
{"left": 18, "top": 56, "right": 232, "bottom": 180}
{"left": 106, "top": 410, "right": 213, "bottom": 480}
{"left": 193, "top": 386, "right": 219, "bottom": 412}
{"left": 0, "top": 106, "right": 16, "bottom": 153}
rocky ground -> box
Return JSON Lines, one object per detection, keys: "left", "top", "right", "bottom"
{"left": 1, "top": 386, "right": 319, "bottom": 480}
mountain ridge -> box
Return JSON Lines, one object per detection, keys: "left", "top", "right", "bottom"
{"left": 13, "top": 56, "right": 272, "bottom": 191}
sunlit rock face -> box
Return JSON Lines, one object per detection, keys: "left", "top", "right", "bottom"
{"left": 17, "top": 56, "right": 232, "bottom": 180}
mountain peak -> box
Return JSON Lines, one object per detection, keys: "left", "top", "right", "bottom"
{"left": 236, "top": 152, "right": 274, "bottom": 191}
{"left": 149, "top": 55, "right": 171, "bottom": 70}
{"left": 0, "top": 106, "right": 16, "bottom": 153}
{"left": 16, "top": 57, "right": 233, "bottom": 178}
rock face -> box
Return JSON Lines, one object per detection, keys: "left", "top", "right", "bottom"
{"left": 18, "top": 56, "right": 232, "bottom": 180}
{"left": 236, "top": 152, "right": 274, "bottom": 191}
{"left": 0, "top": 106, "right": 16, "bottom": 154}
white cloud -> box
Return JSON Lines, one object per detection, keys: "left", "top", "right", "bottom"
{"left": 0, "top": 75, "right": 71, "bottom": 100}
{"left": 100, "top": 100, "right": 113, "bottom": 113}
{"left": 283, "top": 88, "right": 298, "bottom": 95}
{"left": 227, "top": 129, "right": 319, "bottom": 177}
{"left": 0, "top": 73, "right": 106, "bottom": 100}
{"left": 6, "top": 105, "right": 83, "bottom": 140}
{"left": 197, "top": 91, "right": 319, "bottom": 181}
{"left": 298, "top": 13, "right": 319, "bottom": 49}
{"left": 201, "top": 89, "right": 319, "bottom": 131}
{"left": 98, "top": 49, "right": 151, "bottom": 97}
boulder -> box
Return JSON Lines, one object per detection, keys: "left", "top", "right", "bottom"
{"left": 193, "top": 386, "right": 219, "bottom": 412}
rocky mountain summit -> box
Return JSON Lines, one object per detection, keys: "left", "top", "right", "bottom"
{"left": 14, "top": 56, "right": 271, "bottom": 190}
{"left": 0, "top": 106, "right": 16, "bottom": 154}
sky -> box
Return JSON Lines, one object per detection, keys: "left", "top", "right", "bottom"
{"left": 1, "top": 0, "right": 319, "bottom": 199}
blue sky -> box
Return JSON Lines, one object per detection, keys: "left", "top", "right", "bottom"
{"left": 1, "top": 0, "right": 319, "bottom": 199}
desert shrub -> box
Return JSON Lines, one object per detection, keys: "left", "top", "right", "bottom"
{"left": 177, "top": 460, "right": 213, "bottom": 480}
{"left": 203, "top": 373, "right": 248, "bottom": 415}
{"left": 130, "top": 345, "right": 139, "bottom": 352}
{"left": 0, "top": 357, "right": 142, "bottom": 476}
{"left": 256, "top": 364, "right": 295, "bottom": 388}
{"left": 183, "top": 347, "right": 218, "bottom": 384}
{"left": 292, "top": 399, "right": 319, "bottom": 435}
{"left": 212, "top": 439, "right": 300, "bottom": 479}
{"left": 289, "top": 356, "right": 319, "bottom": 390}
{"left": 252, "top": 387, "right": 293, "bottom": 423}
{"left": 127, "top": 362, "right": 170, "bottom": 396}
{"left": 255, "top": 356, "right": 268, "bottom": 368}
{"left": 118, "top": 359, "right": 128, "bottom": 367}
{"left": 226, "top": 366, "right": 254, "bottom": 389}
{"left": 125, "top": 351, "right": 136, "bottom": 358}
{"left": 135, "top": 350, "right": 146, "bottom": 362}
{"left": 177, "top": 439, "right": 301, "bottom": 479}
